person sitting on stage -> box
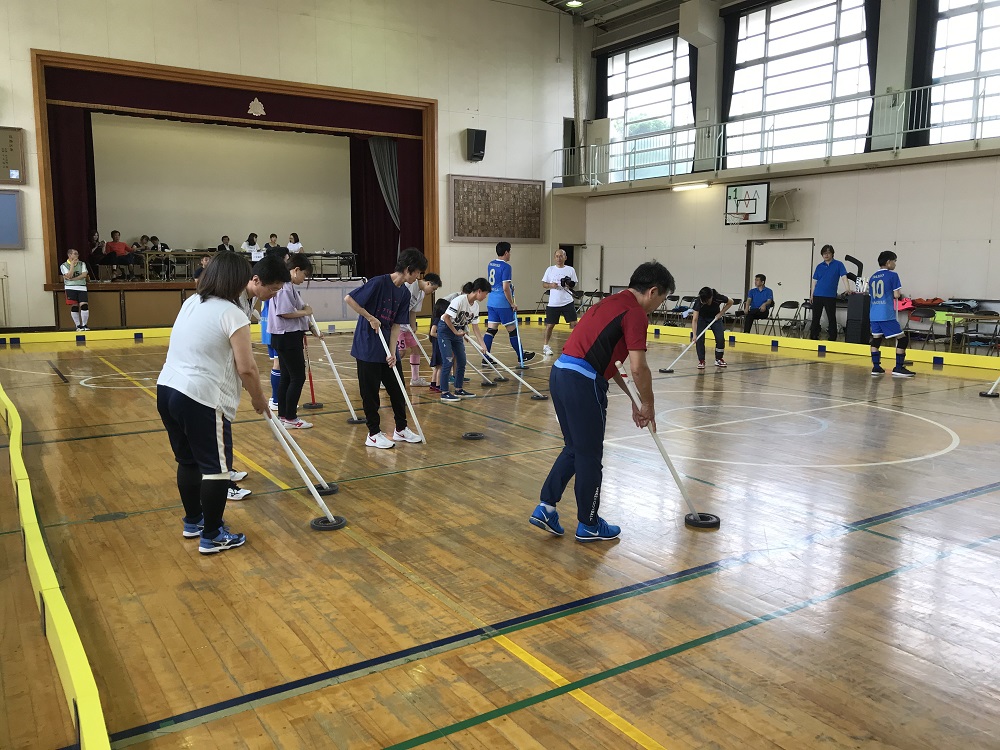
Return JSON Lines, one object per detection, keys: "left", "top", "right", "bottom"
{"left": 287, "top": 233, "right": 303, "bottom": 253}
{"left": 264, "top": 233, "right": 281, "bottom": 252}
{"left": 241, "top": 233, "right": 260, "bottom": 254}
{"left": 217, "top": 235, "right": 235, "bottom": 252}
{"left": 149, "top": 235, "right": 174, "bottom": 281}
{"left": 100, "top": 230, "right": 140, "bottom": 280}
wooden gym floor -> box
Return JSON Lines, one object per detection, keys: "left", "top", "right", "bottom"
{"left": 3, "top": 324, "right": 1000, "bottom": 749}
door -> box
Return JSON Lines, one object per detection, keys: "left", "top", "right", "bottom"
{"left": 747, "top": 239, "right": 815, "bottom": 305}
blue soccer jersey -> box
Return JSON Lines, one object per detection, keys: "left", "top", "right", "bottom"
{"left": 487, "top": 258, "right": 512, "bottom": 309}
{"left": 869, "top": 268, "right": 901, "bottom": 322}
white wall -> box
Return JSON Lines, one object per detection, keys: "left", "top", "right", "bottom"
{"left": 92, "top": 114, "right": 351, "bottom": 251}
{"left": 0, "top": 0, "right": 572, "bottom": 326}
{"left": 585, "top": 156, "right": 1000, "bottom": 302}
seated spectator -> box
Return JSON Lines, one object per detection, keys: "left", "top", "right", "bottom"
{"left": 742, "top": 274, "right": 774, "bottom": 333}
{"left": 264, "top": 233, "right": 281, "bottom": 252}
{"left": 88, "top": 230, "right": 105, "bottom": 262}
{"left": 241, "top": 233, "right": 260, "bottom": 254}
{"left": 100, "top": 230, "right": 140, "bottom": 280}
{"left": 194, "top": 254, "right": 212, "bottom": 281}
{"left": 217, "top": 235, "right": 235, "bottom": 252}
{"left": 287, "top": 233, "right": 303, "bottom": 253}
{"left": 132, "top": 234, "right": 151, "bottom": 252}
{"left": 148, "top": 235, "right": 175, "bottom": 281}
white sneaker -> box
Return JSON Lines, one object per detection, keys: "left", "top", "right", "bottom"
{"left": 229, "top": 470, "right": 248, "bottom": 482}
{"left": 542, "top": 345, "right": 553, "bottom": 355}
{"left": 392, "top": 427, "right": 422, "bottom": 443}
{"left": 365, "top": 432, "right": 395, "bottom": 449}
{"left": 280, "top": 417, "right": 313, "bottom": 429}
{"left": 410, "top": 377, "right": 431, "bottom": 387}
{"left": 227, "top": 486, "right": 252, "bottom": 500}
{"left": 268, "top": 398, "right": 277, "bottom": 410}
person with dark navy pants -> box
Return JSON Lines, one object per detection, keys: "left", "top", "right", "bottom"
{"left": 530, "top": 261, "right": 674, "bottom": 543}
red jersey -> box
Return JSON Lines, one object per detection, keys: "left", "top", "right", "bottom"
{"left": 105, "top": 241, "right": 131, "bottom": 257}
{"left": 562, "top": 290, "right": 648, "bottom": 380}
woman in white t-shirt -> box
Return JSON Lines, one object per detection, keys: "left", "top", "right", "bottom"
{"left": 157, "top": 252, "right": 268, "bottom": 555}
{"left": 437, "top": 277, "right": 489, "bottom": 404}
{"left": 286, "top": 233, "right": 303, "bottom": 253}
{"left": 241, "top": 233, "right": 260, "bottom": 254}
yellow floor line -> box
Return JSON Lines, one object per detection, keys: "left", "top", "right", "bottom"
{"left": 100, "top": 355, "right": 663, "bottom": 747}
{"left": 343, "top": 525, "right": 666, "bottom": 750}
{"left": 98, "top": 356, "right": 288, "bottom": 491}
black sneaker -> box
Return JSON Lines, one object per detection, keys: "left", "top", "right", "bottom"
{"left": 871, "top": 365, "right": 885, "bottom": 376}
{"left": 892, "top": 366, "right": 915, "bottom": 378}
{"left": 521, "top": 351, "right": 536, "bottom": 363}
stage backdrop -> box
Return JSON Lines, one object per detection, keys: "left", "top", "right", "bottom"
{"left": 92, "top": 114, "right": 351, "bottom": 251}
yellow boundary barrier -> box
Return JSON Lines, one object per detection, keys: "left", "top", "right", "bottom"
{"left": 5, "top": 314, "right": 1000, "bottom": 372}
{"left": 0, "top": 383, "right": 110, "bottom": 749}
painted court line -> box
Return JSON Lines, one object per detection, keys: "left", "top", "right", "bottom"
{"left": 99, "top": 480, "right": 1000, "bottom": 748}
{"left": 384, "top": 532, "right": 1000, "bottom": 749}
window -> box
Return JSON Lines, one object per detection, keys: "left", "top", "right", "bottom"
{"left": 930, "top": 0, "right": 1000, "bottom": 142}
{"left": 727, "top": 0, "right": 872, "bottom": 167}
{"left": 604, "top": 36, "right": 695, "bottom": 180}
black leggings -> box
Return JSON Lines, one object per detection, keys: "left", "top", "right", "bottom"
{"left": 271, "top": 330, "right": 306, "bottom": 420}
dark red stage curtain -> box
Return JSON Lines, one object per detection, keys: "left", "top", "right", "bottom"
{"left": 47, "top": 105, "right": 97, "bottom": 263}
{"left": 397, "top": 138, "right": 424, "bottom": 255}
{"left": 45, "top": 67, "right": 423, "bottom": 137}
{"left": 350, "top": 137, "right": 398, "bottom": 278}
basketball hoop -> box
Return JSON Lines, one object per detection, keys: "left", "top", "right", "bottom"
{"left": 726, "top": 212, "right": 750, "bottom": 225}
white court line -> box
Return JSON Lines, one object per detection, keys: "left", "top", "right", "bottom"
{"left": 603, "top": 400, "right": 861, "bottom": 445}
{"left": 601, "top": 388, "right": 961, "bottom": 469}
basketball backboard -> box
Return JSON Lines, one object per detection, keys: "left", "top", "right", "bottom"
{"left": 725, "top": 183, "right": 770, "bottom": 225}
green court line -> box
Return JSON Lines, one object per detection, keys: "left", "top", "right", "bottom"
{"left": 860, "top": 527, "right": 903, "bottom": 542}
{"left": 385, "top": 533, "right": 1000, "bottom": 750}
{"left": 100, "top": 479, "right": 1000, "bottom": 747}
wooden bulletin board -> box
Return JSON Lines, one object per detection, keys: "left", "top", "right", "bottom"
{"left": 0, "top": 128, "right": 26, "bottom": 184}
{"left": 449, "top": 175, "right": 544, "bottom": 243}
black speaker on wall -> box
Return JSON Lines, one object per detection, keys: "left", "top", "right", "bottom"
{"left": 466, "top": 128, "right": 487, "bottom": 162}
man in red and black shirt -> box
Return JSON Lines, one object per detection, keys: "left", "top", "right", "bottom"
{"left": 530, "top": 261, "right": 674, "bottom": 542}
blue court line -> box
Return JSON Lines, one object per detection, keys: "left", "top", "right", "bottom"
{"left": 386, "top": 532, "right": 1000, "bottom": 749}
{"left": 96, "top": 478, "right": 1000, "bottom": 747}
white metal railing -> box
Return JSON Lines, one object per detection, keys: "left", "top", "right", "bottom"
{"left": 556, "top": 76, "right": 1000, "bottom": 185}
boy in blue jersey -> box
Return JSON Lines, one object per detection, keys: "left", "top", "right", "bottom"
{"left": 869, "top": 250, "right": 914, "bottom": 378}
{"left": 484, "top": 241, "right": 535, "bottom": 364}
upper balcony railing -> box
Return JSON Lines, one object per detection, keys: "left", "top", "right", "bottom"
{"left": 556, "top": 75, "right": 1000, "bottom": 186}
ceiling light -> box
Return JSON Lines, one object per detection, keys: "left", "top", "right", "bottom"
{"left": 672, "top": 182, "right": 709, "bottom": 191}
{"left": 566, "top": 1, "right": 583, "bottom": 7}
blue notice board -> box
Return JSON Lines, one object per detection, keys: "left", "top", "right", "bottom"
{"left": 0, "top": 190, "right": 23, "bottom": 249}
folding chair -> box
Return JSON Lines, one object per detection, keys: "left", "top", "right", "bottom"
{"left": 662, "top": 295, "right": 682, "bottom": 325}
{"left": 903, "top": 308, "right": 939, "bottom": 349}
{"left": 725, "top": 298, "right": 744, "bottom": 331}
{"left": 677, "top": 295, "right": 697, "bottom": 327}
{"left": 534, "top": 289, "right": 550, "bottom": 313}
{"left": 764, "top": 301, "right": 800, "bottom": 336}
{"left": 960, "top": 312, "right": 999, "bottom": 354}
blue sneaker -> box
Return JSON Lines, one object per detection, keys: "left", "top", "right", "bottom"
{"left": 529, "top": 504, "right": 564, "bottom": 536}
{"left": 440, "top": 392, "right": 461, "bottom": 403}
{"left": 575, "top": 517, "right": 621, "bottom": 542}
{"left": 199, "top": 529, "right": 246, "bottom": 555}
{"left": 182, "top": 516, "right": 204, "bottom": 538}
